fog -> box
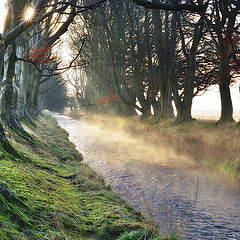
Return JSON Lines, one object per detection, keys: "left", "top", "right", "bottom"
{"left": 55, "top": 114, "right": 240, "bottom": 239}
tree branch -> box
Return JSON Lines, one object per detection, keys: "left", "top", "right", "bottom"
{"left": 131, "top": 0, "right": 207, "bottom": 12}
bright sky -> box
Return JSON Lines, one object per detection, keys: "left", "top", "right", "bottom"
{"left": 192, "top": 82, "right": 240, "bottom": 120}
{"left": 0, "top": 0, "right": 8, "bottom": 34}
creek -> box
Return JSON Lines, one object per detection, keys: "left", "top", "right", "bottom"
{"left": 54, "top": 114, "right": 240, "bottom": 240}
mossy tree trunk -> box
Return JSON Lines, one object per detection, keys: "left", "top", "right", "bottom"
{"left": 0, "top": 0, "right": 29, "bottom": 132}
{"left": 0, "top": 43, "right": 24, "bottom": 131}
{"left": 31, "top": 78, "right": 41, "bottom": 115}
{"left": 0, "top": 123, "right": 6, "bottom": 139}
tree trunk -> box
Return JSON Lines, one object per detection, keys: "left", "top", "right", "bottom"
{"left": 218, "top": 44, "right": 234, "bottom": 123}
{"left": 30, "top": 77, "right": 41, "bottom": 115}
{"left": 0, "top": 42, "right": 5, "bottom": 80}
{"left": 152, "top": 100, "right": 161, "bottom": 119}
{"left": 159, "top": 64, "right": 174, "bottom": 119}
{"left": 137, "top": 94, "right": 151, "bottom": 119}
{"left": 0, "top": 122, "right": 6, "bottom": 139}
{"left": 0, "top": 43, "right": 25, "bottom": 132}
{"left": 179, "top": 54, "right": 196, "bottom": 122}
{"left": 176, "top": 101, "right": 193, "bottom": 122}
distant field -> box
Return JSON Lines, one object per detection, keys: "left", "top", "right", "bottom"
{"left": 192, "top": 110, "right": 240, "bottom": 121}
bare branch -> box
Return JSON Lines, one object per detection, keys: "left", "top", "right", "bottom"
{"left": 131, "top": 0, "right": 208, "bottom": 12}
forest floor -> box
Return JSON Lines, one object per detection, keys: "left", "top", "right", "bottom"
{"left": 78, "top": 113, "right": 240, "bottom": 182}
{"left": 0, "top": 114, "right": 175, "bottom": 240}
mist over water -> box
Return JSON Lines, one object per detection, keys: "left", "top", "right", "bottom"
{"left": 54, "top": 114, "right": 240, "bottom": 240}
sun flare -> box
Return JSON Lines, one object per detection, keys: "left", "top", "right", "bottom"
{"left": 0, "top": 0, "right": 8, "bottom": 34}
{"left": 25, "top": 7, "right": 35, "bottom": 21}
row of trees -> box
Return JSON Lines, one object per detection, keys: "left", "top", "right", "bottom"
{"left": 68, "top": 0, "right": 240, "bottom": 123}
{"left": 0, "top": 0, "right": 239, "bottom": 144}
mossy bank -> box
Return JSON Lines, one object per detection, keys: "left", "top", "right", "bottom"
{"left": 0, "top": 114, "right": 173, "bottom": 240}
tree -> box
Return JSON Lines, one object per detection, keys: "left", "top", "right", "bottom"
{"left": 0, "top": 0, "right": 107, "bottom": 139}
{"left": 206, "top": 0, "right": 240, "bottom": 123}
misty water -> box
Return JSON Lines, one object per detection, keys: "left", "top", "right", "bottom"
{"left": 54, "top": 114, "right": 240, "bottom": 240}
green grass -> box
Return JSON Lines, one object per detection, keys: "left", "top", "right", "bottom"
{"left": 0, "top": 114, "right": 173, "bottom": 240}
{"left": 143, "top": 119, "right": 240, "bottom": 180}
{"left": 117, "top": 230, "right": 180, "bottom": 240}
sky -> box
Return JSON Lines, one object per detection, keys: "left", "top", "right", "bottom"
{"left": 192, "top": 83, "right": 240, "bottom": 120}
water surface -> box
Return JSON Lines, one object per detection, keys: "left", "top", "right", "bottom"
{"left": 55, "top": 115, "right": 240, "bottom": 240}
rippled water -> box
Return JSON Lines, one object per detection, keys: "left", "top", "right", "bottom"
{"left": 55, "top": 114, "right": 240, "bottom": 240}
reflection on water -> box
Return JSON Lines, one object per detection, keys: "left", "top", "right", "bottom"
{"left": 55, "top": 115, "right": 240, "bottom": 240}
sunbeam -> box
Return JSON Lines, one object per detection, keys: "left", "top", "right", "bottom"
{"left": 0, "top": 0, "right": 8, "bottom": 34}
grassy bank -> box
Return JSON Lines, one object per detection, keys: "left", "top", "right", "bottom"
{"left": 81, "top": 114, "right": 240, "bottom": 181}
{"left": 0, "top": 114, "right": 172, "bottom": 240}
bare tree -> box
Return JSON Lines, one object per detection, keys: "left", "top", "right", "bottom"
{"left": 206, "top": 0, "right": 240, "bottom": 123}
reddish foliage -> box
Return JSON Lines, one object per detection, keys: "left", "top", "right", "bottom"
{"left": 217, "top": 32, "right": 239, "bottom": 57}
{"left": 96, "top": 95, "right": 119, "bottom": 105}
{"left": 26, "top": 45, "right": 57, "bottom": 64}
{"left": 218, "top": 31, "right": 240, "bottom": 71}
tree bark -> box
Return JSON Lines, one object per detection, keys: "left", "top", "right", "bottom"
{"left": 137, "top": 93, "right": 151, "bottom": 119}
{"left": 0, "top": 43, "right": 24, "bottom": 131}
{"left": 131, "top": 0, "right": 207, "bottom": 12}
{"left": 0, "top": 122, "right": 6, "bottom": 139}
{"left": 218, "top": 44, "right": 234, "bottom": 123}
{"left": 178, "top": 53, "right": 196, "bottom": 122}
{"left": 30, "top": 77, "right": 41, "bottom": 115}
{"left": 174, "top": 13, "right": 205, "bottom": 122}
{"left": 159, "top": 64, "right": 174, "bottom": 119}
